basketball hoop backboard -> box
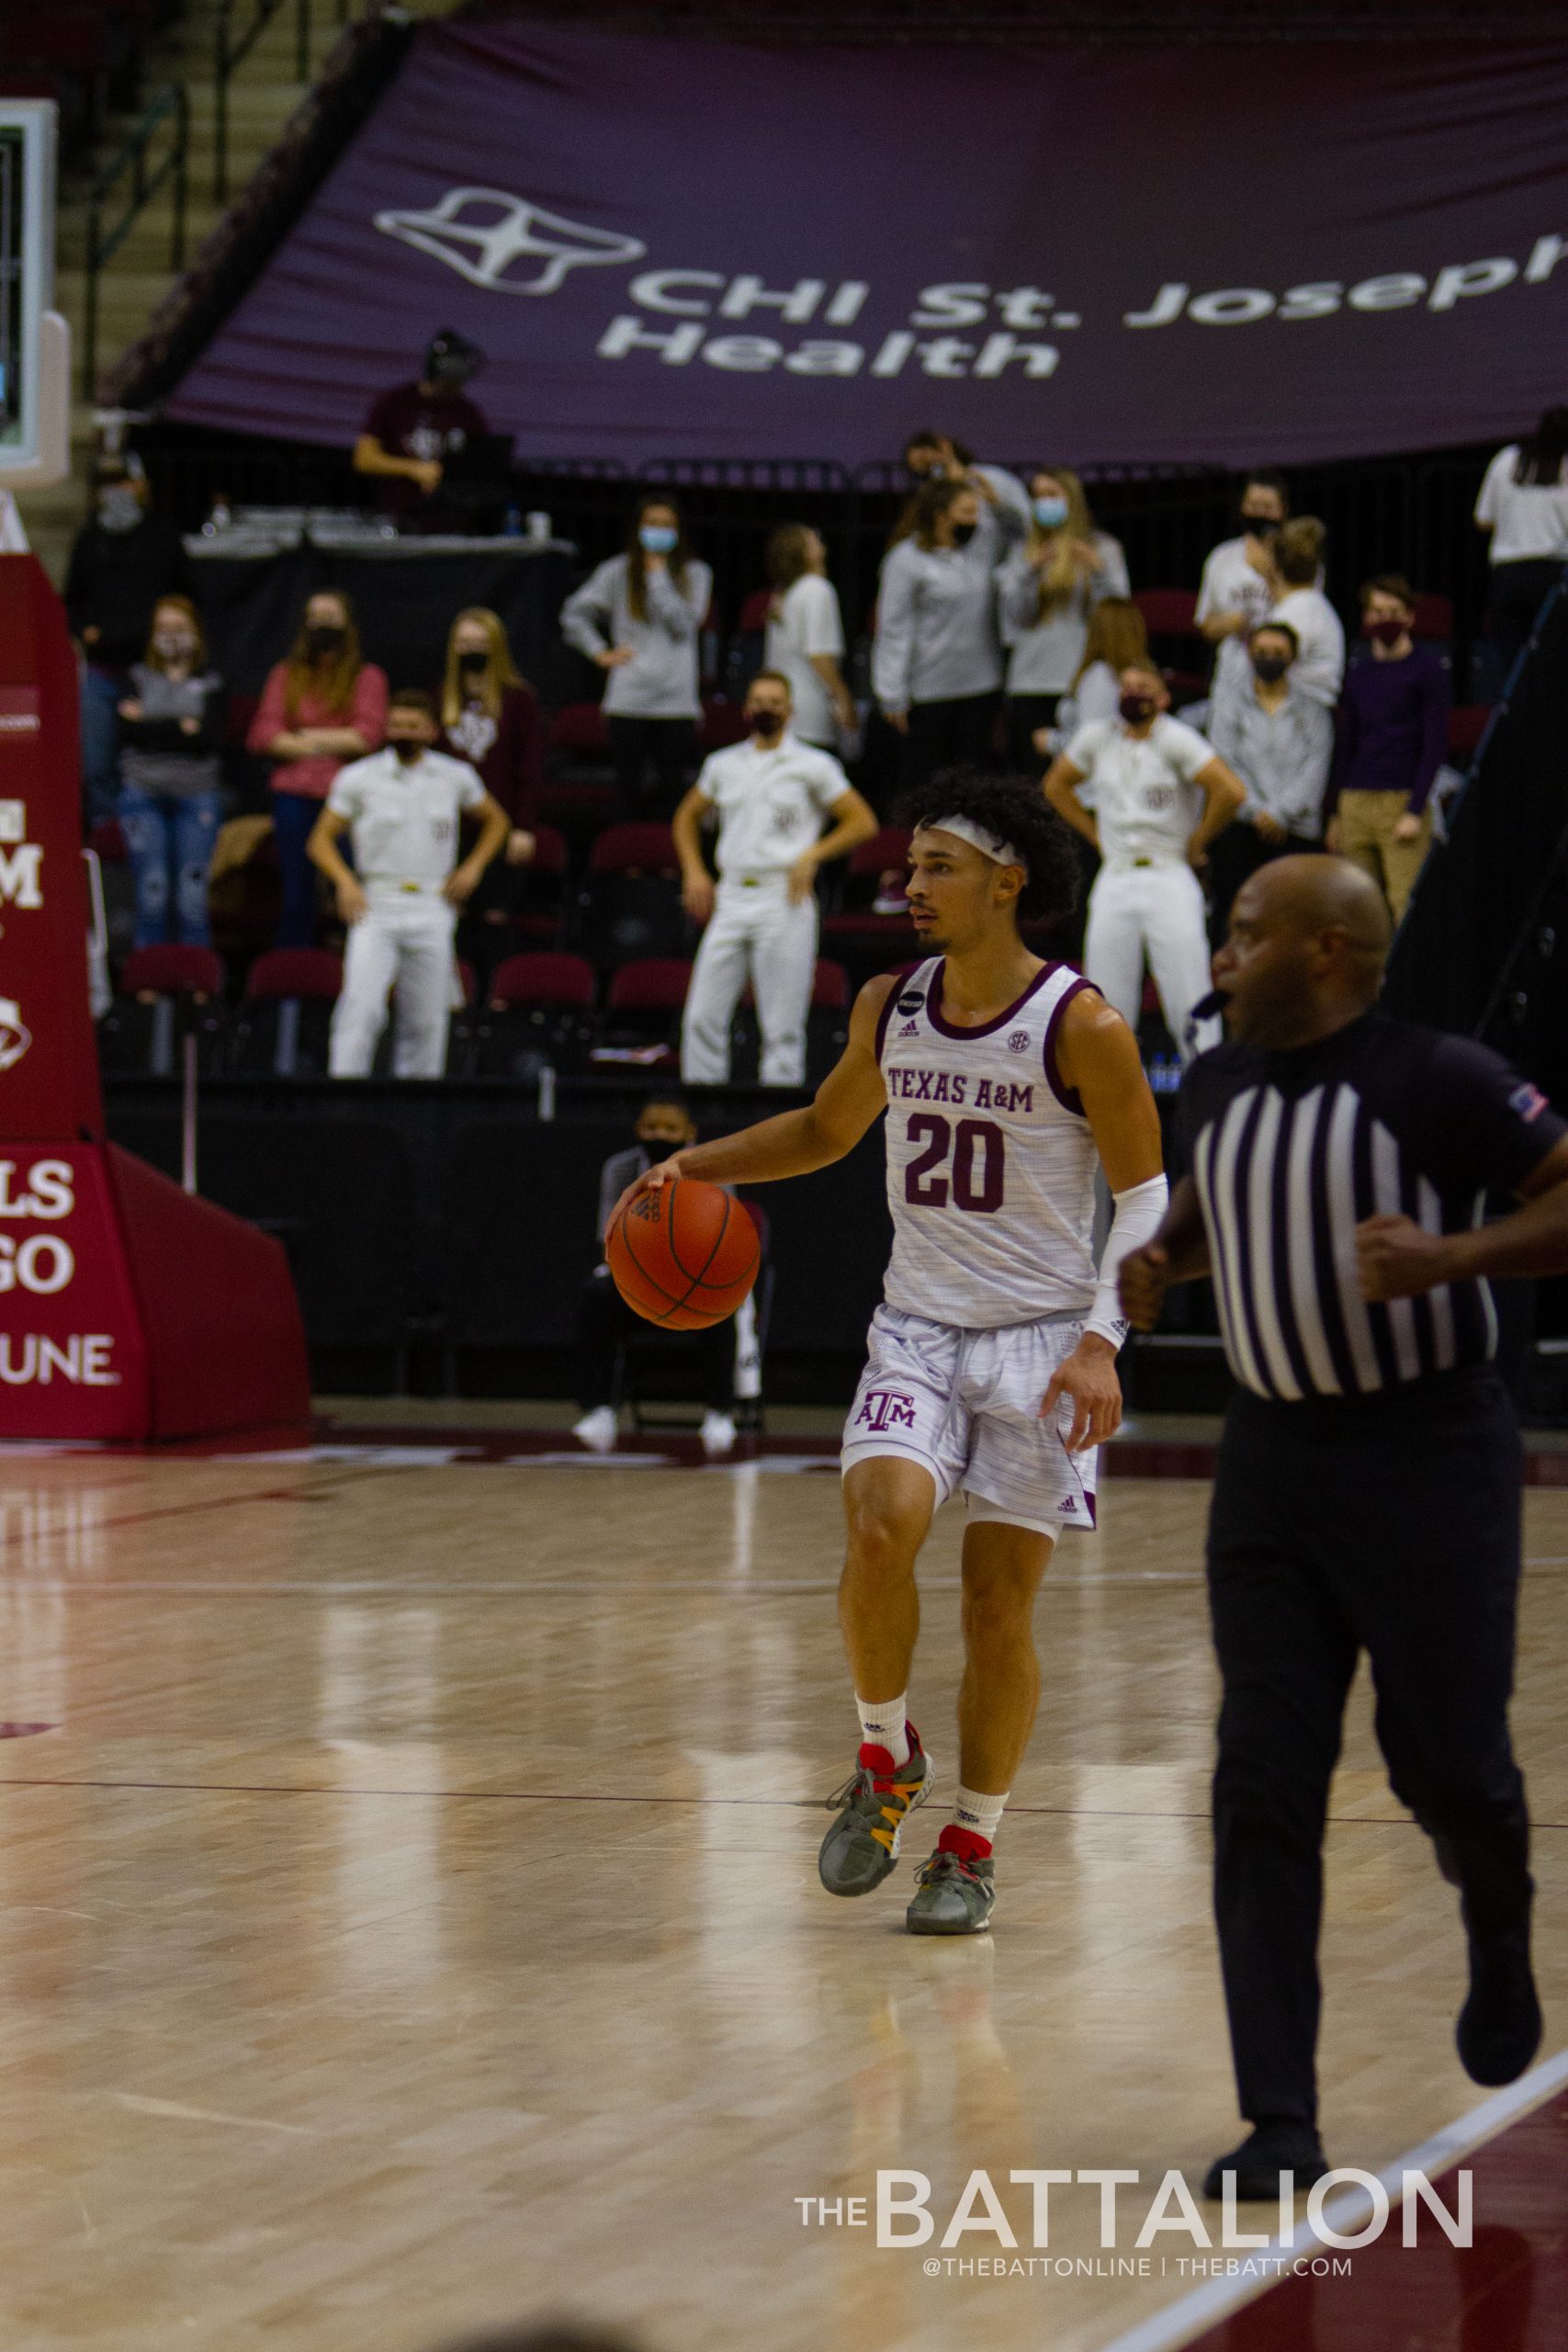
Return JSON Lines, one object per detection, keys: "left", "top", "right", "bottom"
{"left": 1, "top": 101, "right": 69, "bottom": 488}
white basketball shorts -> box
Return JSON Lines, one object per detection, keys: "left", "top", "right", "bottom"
{"left": 840, "top": 1304, "right": 1099, "bottom": 1537}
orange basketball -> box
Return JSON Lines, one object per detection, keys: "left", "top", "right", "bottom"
{"left": 606, "top": 1177, "right": 760, "bottom": 1331}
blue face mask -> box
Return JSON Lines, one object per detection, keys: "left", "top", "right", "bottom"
{"left": 1032, "top": 495, "right": 1069, "bottom": 530}
{"left": 639, "top": 525, "right": 678, "bottom": 555}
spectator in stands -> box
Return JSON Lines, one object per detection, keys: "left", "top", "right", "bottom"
{"left": 1205, "top": 619, "right": 1335, "bottom": 931}
{"left": 353, "top": 330, "right": 490, "bottom": 526}
{"left": 307, "top": 687, "right": 509, "bottom": 1079}
{"left": 675, "top": 671, "right": 875, "bottom": 1088}
{"left": 1044, "top": 662, "right": 1245, "bottom": 1059}
{"left": 997, "top": 468, "right": 1130, "bottom": 772}
{"left": 762, "top": 524, "right": 856, "bottom": 751}
{"left": 873, "top": 478, "right": 1003, "bottom": 788}
{"left": 438, "top": 606, "right": 541, "bottom": 969}
{"left": 247, "top": 591, "right": 389, "bottom": 948}
{"left": 1474, "top": 406, "right": 1568, "bottom": 674}
{"left": 64, "top": 453, "right": 192, "bottom": 670}
{"left": 1047, "top": 597, "right": 1151, "bottom": 747}
{"left": 1325, "top": 574, "right": 1450, "bottom": 924}
{"left": 116, "top": 595, "right": 226, "bottom": 950}
{"left": 1196, "top": 468, "right": 1292, "bottom": 720}
{"left": 901, "top": 429, "right": 1031, "bottom": 552}
{"left": 561, "top": 496, "right": 712, "bottom": 817}
{"left": 1262, "top": 517, "right": 1345, "bottom": 708}
{"left": 574, "top": 1092, "right": 739, "bottom": 1459}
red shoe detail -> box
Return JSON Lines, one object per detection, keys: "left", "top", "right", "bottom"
{"left": 938, "top": 1825, "right": 992, "bottom": 1864}
{"left": 857, "top": 1725, "right": 919, "bottom": 1789}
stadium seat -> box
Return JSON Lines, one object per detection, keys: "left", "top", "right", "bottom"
{"left": 1412, "top": 593, "right": 1456, "bottom": 642}
{"left": 822, "top": 827, "right": 917, "bottom": 984}
{"left": 575, "top": 823, "right": 689, "bottom": 970}
{"left": 96, "top": 945, "right": 228, "bottom": 1078}
{"left": 227, "top": 948, "right": 343, "bottom": 1078}
{"left": 1134, "top": 588, "right": 1201, "bottom": 638}
{"left": 549, "top": 703, "right": 611, "bottom": 754}
{"left": 598, "top": 957, "right": 693, "bottom": 1059}
{"left": 508, "top": 822, "right": 570, "bottom": 949}
{"left": 698, "top": 696, "right": 750, "bottom": 750}
{"left": 463, "top": 951, "right": 597, "bottom": 1077}
{"left": 721, "top": 586, "right": 774, "bottom": 704}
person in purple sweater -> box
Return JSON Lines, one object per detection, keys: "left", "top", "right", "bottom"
{"left": 1326, "top": 575, "right": 1450, "bottom": 922}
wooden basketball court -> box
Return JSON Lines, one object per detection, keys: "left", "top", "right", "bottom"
{"left": 0, "top": 1419, "right": 1563, "bottom": 2351}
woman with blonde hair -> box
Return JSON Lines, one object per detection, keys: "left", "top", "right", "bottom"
{"left": 437, "top": 607, "right": 541, "bottom": 962}
{"left": 117, "top": 594, "right": 227, "bottom": 948}
{"left": 1045, "top": 596, "right": 1151, "bottom": 748}
{"left": 996, "top": 468, "right": 1129, "bottom": 771}
{"left": 560, "top": 493, "right": 712, "bottom": 813}
{"left": 247, "top": 588, "right": 388, "bottom": 945}
{"left": 762, "top": 524, "right": 856, "bottom": 749}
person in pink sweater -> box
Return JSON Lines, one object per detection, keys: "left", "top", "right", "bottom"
{"left": 247, "top": 589, "right": 388, "bottom": 945}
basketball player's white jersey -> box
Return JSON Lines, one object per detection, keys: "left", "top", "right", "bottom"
{"left": 875, "top": 956, "right": 1100, "bottom": 1330}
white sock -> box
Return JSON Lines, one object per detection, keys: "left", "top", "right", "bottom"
{"left": 856, "top": 1693, "right": 910, "bottom": 1768}
{"left": 951, "top": 1785, "right": 1007, "bottom": 1848}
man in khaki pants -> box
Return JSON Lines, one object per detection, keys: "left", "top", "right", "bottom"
{"left": 1327, "top": 575, "right": 1450, "bottom": 922}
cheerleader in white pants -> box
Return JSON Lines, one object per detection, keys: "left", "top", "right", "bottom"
{"left": 1044, "top": 664, "right": 1246, "bottom": 1061}
{"left": 675, "top": 673, "right": 876, "bottom": 1087}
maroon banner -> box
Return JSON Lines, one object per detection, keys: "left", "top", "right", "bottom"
{"left": 0, "top": 555, "right": 101, "bottom": 1143}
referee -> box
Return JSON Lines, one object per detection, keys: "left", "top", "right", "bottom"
{"left": 1120, "top": 855, "right": 1568, "bottom": 2200}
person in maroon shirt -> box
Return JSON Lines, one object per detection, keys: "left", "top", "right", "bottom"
{"left": 437, "top": 606, "right": 543, "bottom": 969}
{"left": 353, "top": 331, "right": 490, "bottom": 525}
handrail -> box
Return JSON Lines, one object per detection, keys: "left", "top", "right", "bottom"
{"left": 215, "top": 0, "right": 355, "bottom": 206}
{"left": 83, "top": 83, "right": 190, "bottom": 397}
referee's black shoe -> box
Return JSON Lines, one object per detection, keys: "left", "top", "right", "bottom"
{"left": 1457, "top": 1934, "right": 1542, "bottom": 2086}
{"left": 1202, "top": 2120, "right": 1330, "bottom": 2203}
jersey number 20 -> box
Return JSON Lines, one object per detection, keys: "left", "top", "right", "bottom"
{"left": 903, "top": 1114, "right": 1005, "bottom": 1214}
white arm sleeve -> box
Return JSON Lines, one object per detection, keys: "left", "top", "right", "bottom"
{"left": 1085, "top": 1172, "right": 1169, "bottom": 1348}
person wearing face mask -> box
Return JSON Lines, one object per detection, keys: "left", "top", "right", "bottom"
{"left": 307, "top": 688, "right": 509, "bottom": 1079}
{"left": 674, "top": 672, "right": 876, "bottom": 1087}
{"left": 874, "top": 479, "right": 1006, "bottom": 789}
{"left": 353, "top": 330, "right": 491, "bottom": 525}
{"left": 64, "top": 454, "right": 193, "bottom": 671}
{"left": 900, "top": 430, "right": 1032, "bottom": 556}
{"left": 1196, "top": 469, "right": 1292, "bottom": 726}
{"left": 561, "top": 497, "right": 713, "bottom": 815}
{"left": 573, "top": 1093, "right": 743, "bottom": 1459}
{"left": 116, "top": 596, "right": 227, "bottom": 949}
{"left": 436, "top": 606, "right": 542, "bottom": 973}
{"left": 1325, "top": 575, "right": 1450, "bottom": 924}
{"left": 1044, "top": 662, "right": 1246, "bottom": 1059}
{"left": 997, "top": 469, "right": 1130, "bottom": 774}
{"left": 1205, "top": 621, "right": 1336, "bottom": 934}
{"left": 248, "top": 592, "right": 389, "bottom": 947}
{"left": 762, "top": 523, "right": 858, "bottom": 751}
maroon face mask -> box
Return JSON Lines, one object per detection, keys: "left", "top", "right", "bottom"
{"left": 1365, "top": 616, "right": 1409, "bottom": 646}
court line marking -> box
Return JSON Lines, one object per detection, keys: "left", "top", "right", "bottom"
{"left": 1091, "top": 2044, "right": 1568, "bottom": 2352}
{"left": 111, "top": 2092, "right": 321, "bottom": 2138}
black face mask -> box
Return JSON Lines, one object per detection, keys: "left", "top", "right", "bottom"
{"left": 1252, "top": 654, "right": 1291, "bottom": 684}
{"left": 457, "top": 650, "right": 488, "bottom": 676}
{"left": 390, "top": 738, "right": 423, "bottom": 765}
{"left": 750, "top": 709, "right": 784, "bottom": 740}
{"left": 306, "top": 624, "right": 346, "bottom": 659}
{"left": 639, "top": 1134, "right": 684, "bottom": 1161}
{"left": 950, "top": 521, "right": 977, "bottom": 548}
{"left": 1240, "top": 511, "right": 1280, "bottom": 540}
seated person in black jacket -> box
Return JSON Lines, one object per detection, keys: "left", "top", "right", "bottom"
{"left": 574, "top": 1092, "right": 739, "bottom": 1459}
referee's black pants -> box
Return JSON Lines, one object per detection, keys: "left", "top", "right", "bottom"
{"left": 1207, "top": 1372, "right": 1532, "bottom": 2127}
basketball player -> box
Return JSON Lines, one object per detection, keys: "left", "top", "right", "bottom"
{"left": 612, "top": 769, "right": 1167, "bottom": 1933}
{"left": 675, "top": 671, "right": 876, "bottom": 1088}
{"left": 308, "top": 688, "right": 509, "bottom": 1078}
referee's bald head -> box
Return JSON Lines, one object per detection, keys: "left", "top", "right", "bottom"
{"left": 1217, "top": 854, "right": 1393, "bottom": 1046}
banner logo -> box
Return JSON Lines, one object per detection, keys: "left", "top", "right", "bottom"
{"left": 373, "top": 187, "right": 646, "bottom": 296}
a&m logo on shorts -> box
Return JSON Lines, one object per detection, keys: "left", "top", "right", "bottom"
{"left": 855, "top": 1389, "right": 917, "bottom": 1432}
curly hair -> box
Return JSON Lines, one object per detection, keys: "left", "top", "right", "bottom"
{"left": 896, "top": 767, "right": 1081, "bottom": 927}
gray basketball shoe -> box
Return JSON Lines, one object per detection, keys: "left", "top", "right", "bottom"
{"left": 818, "top": 1726, "right": 932, "bottom": 1896}
{"left": 906, "top": 1839, "right": 996, "bottom": 1936}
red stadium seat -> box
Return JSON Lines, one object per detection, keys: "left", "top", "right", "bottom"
{"left": 119, "top": 944, "right": 224, "bottom": 999}
{"left": 607, "top": 957, "right": 694, "bottom": 1012}
{"left": 245, "top": 948, "right": 344, "bottom": 1001}
{"left": 504, "top": 821, "right": 569, "bottom": 948}
{"left": 698, "top": 697, "right": 750, "bottom": 750}
{"left": 1447, "top": 704, "right": 1491, "bottom": 758}
{"left": 487, "top": 952, "right": 596, "bottom": 1010}
{"left": 1412, "top": 593, "right": 1455, "bottom": 641}
{"left": 550, "top": 703, "right": 611, "bottom": 754}
{"left": 737, "top": 588, "right": 773, "bottom": 635}
{"left": 1134, "top": 588, "right": 1201, "bottom": 638}
{"left": 823, "top": 829, "right": 917, "bottom": 983}
{"left": 588, "top": 822, "right": 679, "bottom": 875}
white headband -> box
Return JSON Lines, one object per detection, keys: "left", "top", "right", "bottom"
{"left": 915, "top": 815, "right": 1026, "bottom": 869}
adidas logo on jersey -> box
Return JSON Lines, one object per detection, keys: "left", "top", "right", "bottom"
{"left": 898, "top": 1020, "right": 919, "bottom": 1037}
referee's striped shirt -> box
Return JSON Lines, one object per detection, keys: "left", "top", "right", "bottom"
{"left": 1179, "top": 1012, "right": 1566, "bottom": 1401}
